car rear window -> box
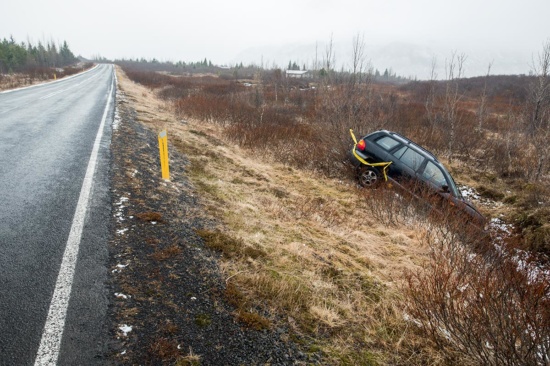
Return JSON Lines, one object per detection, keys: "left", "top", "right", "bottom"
{"left": 375, "top": 136, "right": 400, "bottom": 151}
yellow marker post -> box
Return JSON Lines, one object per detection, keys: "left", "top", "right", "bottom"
{"left": 158, "top": 130, "right": 170, "bottom": 180}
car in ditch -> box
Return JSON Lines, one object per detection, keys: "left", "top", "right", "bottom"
{"left": 349, "top": 129, "right": 486, "bottom": 227}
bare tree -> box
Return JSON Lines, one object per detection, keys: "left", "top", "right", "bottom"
{"left": 443, "top": 52, "right": 466, "bottom": 164}
{"left": 425, "top": 57, "right": 438, "bottom": 138}
{"left": 347, "top": 34, "right": 375, "bottom": 133}
{"left": 272, "top": 68, "right": 282, "bottom": 103}
{"left": 314, "top": 41, "right": 319, "bottom": 73}
{"left": 323, "top": 34, "right": 336, "bottom": 84}
{"left": 477, "top": 62, "right": 492, "bottom": 131}
{"left": 528, "top": 39, "right": 550, "bottom": 181}
{"left": 528, "top": 39, "right": 550, "bottom": 134}
{"left": 350, "top": 33, "right": 366, "bottom": 88}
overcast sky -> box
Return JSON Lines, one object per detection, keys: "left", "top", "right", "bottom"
{"left": 2, "top": 0, "right": 549, "bottom": 77}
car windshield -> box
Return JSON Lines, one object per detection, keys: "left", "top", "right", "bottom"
{"left": 447, "top": 174, "right": 462, "bottom": 198}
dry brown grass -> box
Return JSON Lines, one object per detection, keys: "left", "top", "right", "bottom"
{"left": 115, "top": 66, "right": 441, "bottom": 364}
{"left": 150, "top": 244, "right": 182, "bottom": 262}
{"left": 136, "top": 211, "right": 163, "bottom": 222}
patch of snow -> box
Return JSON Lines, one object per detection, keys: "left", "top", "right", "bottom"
{"left": 488, "top": 217, "right": 513, "bottom": 246}
{"left": 116, "top": 228, "right": 128, "bottom": 235}
{"left": 511, "top": 250, "right": 550, "bottom": 284}
{"left": 117, "top": 264, "right": 128, "bottom": 269}
{"left": 458, "top": 184, "right": 504, "bottom": 208}
{"left": 116, "top": 197, "right": 129, "bottom": 206}
{"left": 119, "top": 324, "right": 132, "bottom": 336}
{"left": 115, "top": 293, "right": 128, "bottom": 299}
{"left": 113, "top": 108, "right": 121, "bottom": 131}
{"left": 460, "top": 186, "right": 480, "bottom": 200}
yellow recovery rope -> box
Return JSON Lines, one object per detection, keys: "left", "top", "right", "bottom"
{"left": 349, "top": 129, "right": 392, "bottom": 182}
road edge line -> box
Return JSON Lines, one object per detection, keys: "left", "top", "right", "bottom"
{"left": 34, "top": 65, "right": 114, "bottom": 366}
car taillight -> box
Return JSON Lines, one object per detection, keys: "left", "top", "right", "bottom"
{"left": 357, "top": 139, "right": 366, "bottom": 151}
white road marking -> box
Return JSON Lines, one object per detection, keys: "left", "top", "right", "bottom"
{"left": 33, "top": 66, "right": 114, "bottom": 366}
{"left": 39, "top": 74, "right": 99, "bottom": 100}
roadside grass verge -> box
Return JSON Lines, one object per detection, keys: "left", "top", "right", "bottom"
{"left": 115, "top": 66, "right": 435, "bottom": 364}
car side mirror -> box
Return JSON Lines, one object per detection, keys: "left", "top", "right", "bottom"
{"left": 440, "top": 185, "right": 449, "bottom": 193}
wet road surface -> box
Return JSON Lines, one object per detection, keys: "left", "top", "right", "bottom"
{"left": 0, "top": 64, "right": 114, "bottom": 365}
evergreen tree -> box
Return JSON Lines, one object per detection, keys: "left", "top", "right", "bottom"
{"left": 0, "top": 36, "right": 78, "bottom": 73}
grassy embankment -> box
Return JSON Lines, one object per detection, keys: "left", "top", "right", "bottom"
{"left": 115, "top": 67, "right": 439, "bottom": 364}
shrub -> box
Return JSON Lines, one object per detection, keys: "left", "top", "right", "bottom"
{"left": 405, "top": 219, "right": 550, "bottom": 366}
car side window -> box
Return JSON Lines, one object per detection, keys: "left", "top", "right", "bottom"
{"left": 375, "top": 136, "right": 400, "bottom": 151}
{"left": 392, "top": 145, "right": 407, "bottom": 159}
{"left": 399, "top": 148, "right": 424, "bottom": 171}
{"left": 422, "top": 161, "right": 447, "bottom": 187}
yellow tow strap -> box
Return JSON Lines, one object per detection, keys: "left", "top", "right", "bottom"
{"left": 350, "top": 129, "right": 392, "bottom": 182}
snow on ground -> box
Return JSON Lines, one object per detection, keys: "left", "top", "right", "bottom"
{"left": 114, "top": 196, "right": 130, "bottom": 231}
{"left": 488, "top": 217, "right": 550, "bottom": 285}
{"left": 459, "top": 184, "right": 503, "bottom": 209}
{"left": 118, "top": 324, "right": 132, "bottom": 336}
{"left": 459, "top": 185, "right": 480, "bottom": 201}
{"left": 112, "top": 89, "right": 126, "bottom": 131}
{"left": 116, "top": 228, "right": 128, "bottom": 235}
{"left": 458, "top": 184, "right": 550, "bottom": 287}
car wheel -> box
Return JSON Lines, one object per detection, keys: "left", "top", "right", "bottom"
{"left": 358, "top": 167, "right": 380, "bottom": 188}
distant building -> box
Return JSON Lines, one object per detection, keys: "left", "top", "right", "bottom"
{"left": 285, "top": 70, "right": 310, "bottom": 78}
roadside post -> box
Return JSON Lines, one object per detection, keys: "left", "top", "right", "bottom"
{"left": 158, "top": 130, "right": 170, "bottom": 180}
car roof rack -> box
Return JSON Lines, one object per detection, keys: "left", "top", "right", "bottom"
{"left": 387, "top": 131, "right": 439, "bottom": 162}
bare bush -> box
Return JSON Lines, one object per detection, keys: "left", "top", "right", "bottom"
{"left": 405, "top": 218, "right": 550, "bottom": 365}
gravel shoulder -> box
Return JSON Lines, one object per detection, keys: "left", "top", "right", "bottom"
{"left": 106, "top": 73, "right": 311, "bottom": 365}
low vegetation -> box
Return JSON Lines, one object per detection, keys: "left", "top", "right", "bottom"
{"left": 115, "top": 38, "right": 549, "bottom": 365}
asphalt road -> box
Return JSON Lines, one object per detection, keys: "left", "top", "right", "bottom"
{"left": 0, "top": 64, "right": 114, "bottom": 365}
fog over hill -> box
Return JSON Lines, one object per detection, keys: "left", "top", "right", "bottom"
{"left": 232, "top": 41, "right": 533, "bottom": 80}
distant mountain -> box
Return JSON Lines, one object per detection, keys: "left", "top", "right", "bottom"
{"left": 232, "top": 41, "right": 532, "bottom": 79}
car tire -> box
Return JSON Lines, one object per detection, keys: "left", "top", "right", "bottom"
{"left": 358, "top": 167, "right": 380, "bottom": 188}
